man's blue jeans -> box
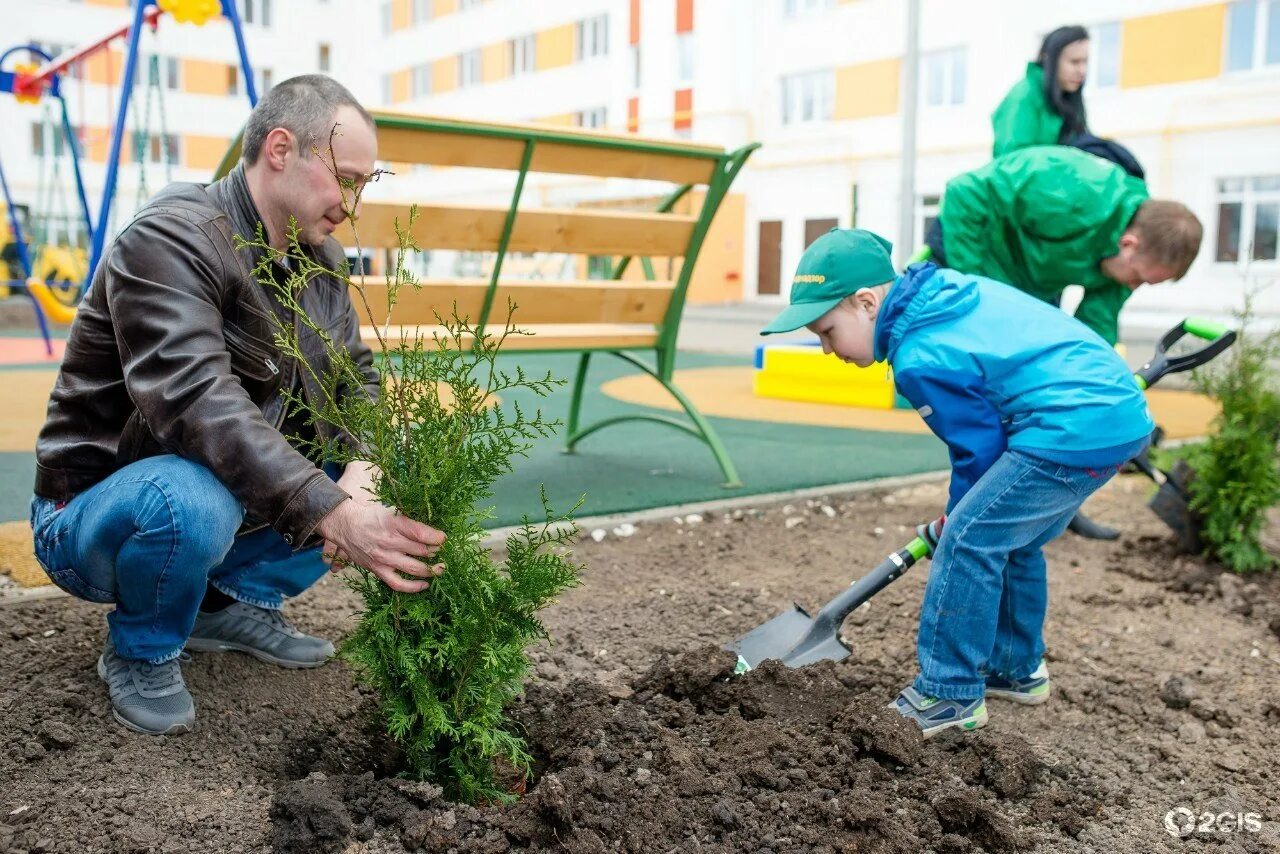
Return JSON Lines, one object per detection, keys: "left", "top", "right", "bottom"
{"left": 29, "top": 455, "right": 332, "bottom": 665}
{"left": 913, "top": 449, "right": 1121, "bottom": 701}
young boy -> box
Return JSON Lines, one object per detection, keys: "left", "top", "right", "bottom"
{"left": 761, "top": 229, "right": 1154, "bottom": 737}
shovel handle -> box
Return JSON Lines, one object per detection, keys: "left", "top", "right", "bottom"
{"left": 808, "top": 536, "right": 931, "bottom": 633}
{"left": 1134, "top": 317, "right": 1236, "bottom": 390}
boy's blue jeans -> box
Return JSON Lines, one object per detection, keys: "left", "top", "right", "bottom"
{"left": 913, "top": 449, "right": 1120, "bottom": 701}
{"left": 29, "top": 455, "right": 333, "bottom": 665}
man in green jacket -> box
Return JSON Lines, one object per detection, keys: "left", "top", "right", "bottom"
{"left": 925, "top": 145, "right": 1202, "bottom": 346}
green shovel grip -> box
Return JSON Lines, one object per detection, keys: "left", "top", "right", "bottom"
{"left": 1184, "top": 317, "right": 1230, "bottom": 341}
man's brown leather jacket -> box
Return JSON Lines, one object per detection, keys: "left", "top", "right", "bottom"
{"left": 34, "top": 164, "right": 378, "bottom": 547}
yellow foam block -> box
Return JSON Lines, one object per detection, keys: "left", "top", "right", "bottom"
{"left": 754, "top": 371, "right": 896, "bottom": 409}
{"left": 755, "top": 344, "right": 899, "bottom": 409}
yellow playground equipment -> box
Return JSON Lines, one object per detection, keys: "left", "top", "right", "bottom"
{"left": 754, "top": 342, "right": 912, "bottom": 410}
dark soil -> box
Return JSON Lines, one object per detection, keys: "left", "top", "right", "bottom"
{"left": 2, "top": 475, "right": 1278, "bottom": 853}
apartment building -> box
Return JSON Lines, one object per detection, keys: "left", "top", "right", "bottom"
{"left": 368, "top": 0, "right": 1280, "bottom": 326}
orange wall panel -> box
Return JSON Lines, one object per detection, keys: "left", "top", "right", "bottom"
{"left": 676, "top": 0, "right": 694, "bottom": 33}
{"left": 84, "top": 50, "right": 123, "bottom": 86}
{"left": 834, "top": 58, "right": 900, "bottom": 119}
{"left": 1120, "top": 4, "right": 1225, "bottom": 88}
{"left": 391, "top": 0, "right": 412, "bottom": 31}
{"left": 182, "top": 58, "right": 232, "bottom": 96}
{"left": 629, "top": 0, "right": 640, "bottom": 44}
{"left": 627, "top": 96, "right": 639, "bottom": 132}
{"left": 535, "top": 24, "right": 575, "bottom": 70}
{"left": 432, "top": 56, "right": 457, "bottom": 93}
{"left": 481, "top": 42, "right": 507, "bottom": 83}
{"left": 391, "top": 68, "right": 411, "bottom": 103}
{"left": 184, "top": 134, "right": 231, "bottom": 171}
{"left": 674, "top": 88, "right": 693, "bottom": 131}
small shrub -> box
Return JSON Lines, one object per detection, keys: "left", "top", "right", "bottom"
{"left": 237, "top": 140, "right": 582, "bottom": 803}
{"left": 1187, "top": 293, "right": 1280, "bottom": 573}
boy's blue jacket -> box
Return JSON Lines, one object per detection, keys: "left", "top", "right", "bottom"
{"left": 875, "top": 263, "right": 1154, "bottom": 512}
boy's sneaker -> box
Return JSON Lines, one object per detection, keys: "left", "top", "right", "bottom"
{"left": 887, "top": 686, "right": 988, "bottom": 738}
{"left": 186, "top": 602, "right": 334, "bottom": 668}
{"left": 96, "top": 641, "right": 195, "bottom": 736}
{"left": 985, "top": 659, "right": 1051, "bottom": 705}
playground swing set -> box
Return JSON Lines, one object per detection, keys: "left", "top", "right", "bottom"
{"left": 0, "top": 0, "right": 258, "bottom": 353}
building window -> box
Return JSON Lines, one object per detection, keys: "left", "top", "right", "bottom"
{"left": 1215, "top": 176, "right": 1280, "bottom": 263}
{"left": 576, "top": 14, "right": 609, "bottom": 60}
{"left": 412, "top": 0, "right": 431, "bottom": 23}
{"left": 631, "top": 44, "right": 641, "bottom": 88}
{"left": 380, "top": 1, "right": 393, "bottom": 35}
{"left": 922, "top": 47, "right": 965, "bottom": 107}
{"left": 676, "top": 32, "right": 694, "bottom": 83}
{"left": 256, "top": 67, "right": 273, "bottom": 94}
{"left": 381, "top": 74, "right": 392, "bottom": 103}
{"left": 31, "top": 122, "right": 76, "bottom": 157}
{"left": 575, "top": 106, "right": 607, "bottom": 128}
{"left": 458, "top": 0, "right": 482, "bottom": 8}
{"left": 784, "top": 0, "right": 833, "bottom": 17}
{"left": 145, "top": 55, "right": 181, "bottom": 91}
{"left": 226, "top": 64, "right": 238, "bottom": 95}
{"left": 458, "top": 49, "right": 482, "bottom": 88}
{"left": 509, "top": 34, "right": 535, "bottom": 76}
{"left": 1088, "top": 21, "right": 1120, "bottom": 89}
{"left": 411, "top": 63, "right": 431, "bottom": 98}
{"left": 149, "top": 133, "right": 180, "bottom": 165}
{"left": 318, "top": 43, "right": 331, "bottom": 73}
{"left": 780, "top": 69, "right": 833, "bottom": 125}
{"left": 1226, "top": 0, "right": 1280, "bottom": 72}
{"left": 239, "top": 0, "right": 270, "bottom": 26}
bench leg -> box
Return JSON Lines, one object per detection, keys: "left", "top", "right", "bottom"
{"left": 564, "top": 351, "right": 742, "bottom": 489}
{"left": 564, "top": 352, "right": 592, "bottom": 452}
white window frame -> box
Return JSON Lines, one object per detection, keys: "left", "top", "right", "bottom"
{"left": 630, "top": 43, "right": 641, "bottom": 89}
{"left": 780, "top": 69, "right": 833, "bottom": 126}
{"left": 575, "top": 106, "right": 608, "bottom": 128}
{"left": 411, "top": 63, "right": 432, "bottom": 98}
{"left": 458, "top": 0, "right": 482, "bottom": 9}
{"left": 921, "top": 47, "right": 966, "bottom": 108}
{"left": 380, "top": 1, "right": 393, "bottom": 35}
{"left": 381, "top": 74, "right": 393, "bottom": 104}
{"left": 576, "top": 14, "right": 609, "bottom": 61}
{"left": 1224, "top": 0, "right": 1280, "bottom": 73}
{"left": 458, "top": 49, "right": 482, "bottom": 88}
{"left": 509, "top": 33, "right": 536, "bottom": 76}
{"left": 676, "top": 31, "right": 695, "bottom": 83}
{"left": 1087, "top": 21, "right": 1121, "bottom": 90}
{"left": 412, "top": 0, "right": 432, "bottom": 24}
{"left": 1215, "top": 176, "right": 1280, "bottom": 266}
{"left": 318, "top": 42, "right": 331, "bottom": 73}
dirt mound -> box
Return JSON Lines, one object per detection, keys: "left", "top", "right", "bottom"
{"left": 272, "top": 647, "right": 1098, "bottom": 853}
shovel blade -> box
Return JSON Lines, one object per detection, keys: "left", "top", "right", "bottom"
{"left": 727, "top": 605, "right": 814, "bottom": 671}
{"left": 727, "top": 604, "right": 854, "bottom": 671}
{"left": 1149, "top": 482, "right": 1200, "bottom": 552}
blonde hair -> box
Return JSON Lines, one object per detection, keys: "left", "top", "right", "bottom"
{"left": 1128, "top": 200, "right": 1203, "bottom": 280}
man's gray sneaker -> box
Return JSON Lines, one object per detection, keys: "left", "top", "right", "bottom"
{"left": 96, "top": 641, "right": 195, "bottom": 736}
{"left": 186, "top": 602, "right": 334, "bottom": 668}
{"left": 985, "top": 659, "right": 1051, "bottom": 705}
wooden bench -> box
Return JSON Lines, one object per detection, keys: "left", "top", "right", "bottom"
{"left": 219, "top": 112, "right": 757, "bottom": 487}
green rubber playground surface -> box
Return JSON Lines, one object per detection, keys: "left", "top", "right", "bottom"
{"left": 0, "top": 350, "right": 948, "bottom": 530}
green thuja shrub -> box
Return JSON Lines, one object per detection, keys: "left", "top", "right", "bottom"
{"left": 237, "top": 147, "right": 582, "bottom": 803}
{"left": 1187, "top": 293, "right": 1280, "bottom": 573}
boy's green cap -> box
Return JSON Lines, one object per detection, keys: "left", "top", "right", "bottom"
{"left": 760, "top": 228, "right": 895, "bottom": 335}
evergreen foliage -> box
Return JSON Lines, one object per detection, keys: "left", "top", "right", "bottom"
{"left": 1187, "top": 294, "right": 1280, "bottom": 573}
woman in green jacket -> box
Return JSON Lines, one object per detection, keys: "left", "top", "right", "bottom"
{"left": 991, "top": 25, "right": 1090, "bottom": 157}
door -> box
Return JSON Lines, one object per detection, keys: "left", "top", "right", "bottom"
{"left": 804, "top": 217, "right": 838, "bottom": 248}
{"left": 757, "top": 220, "right": 782, "bottom": 296}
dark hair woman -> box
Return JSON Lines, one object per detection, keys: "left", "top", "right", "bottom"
{"left": 991, "top": 25, "right": 1090, "bottom": 157}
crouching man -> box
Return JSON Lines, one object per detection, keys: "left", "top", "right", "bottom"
{"left": 30, "top": 75, "right": 444, "bottom": 736}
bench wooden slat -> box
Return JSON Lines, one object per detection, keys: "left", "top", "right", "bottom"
{"left": 338, "top": 203, "right": 696, "bottom": 257}
{"left": 349, "top": 279, "right": 675, "bottom": 326}
{"left": 372, "top": 111, "right": 723, "bottom": 185}
{"left": 361, "top": 322, "right": 660, "bottom": 351}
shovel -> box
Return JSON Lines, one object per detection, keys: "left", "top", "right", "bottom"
{"left": 728, "top": 317, "right": 1236, "bottom": 673}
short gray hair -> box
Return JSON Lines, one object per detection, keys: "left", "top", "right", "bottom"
{"left": 241, "top": 74, "right": 374, "bottom": 165}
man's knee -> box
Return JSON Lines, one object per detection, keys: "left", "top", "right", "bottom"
{"left": 134, "top": 456, "right": 245, "bottom": 552}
